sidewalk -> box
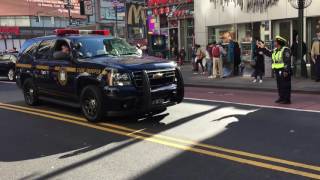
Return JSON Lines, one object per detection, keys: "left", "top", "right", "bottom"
{"left": 180, "top": 64, "right": 320, "bottom": 94}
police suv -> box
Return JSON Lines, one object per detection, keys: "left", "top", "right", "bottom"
{"left": 16, "top": 29, "right": 184, "bottom": 122}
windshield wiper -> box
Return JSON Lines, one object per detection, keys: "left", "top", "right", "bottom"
{"left": 91, "top": 54, "right": 110, "bottom": 58}
{"left": 120, "top": 52, "right": 138, "bottom": 55}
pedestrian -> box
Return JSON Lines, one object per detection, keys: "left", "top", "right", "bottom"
{"left": 205, "top": 43, "right": 213, "bottom": 77}
{"left": 195, "top": 44, "right": 205, "bottom": 74}
{"left": 192, "top": 46, "right": 197, "bottom": 72}
{"left": 252, "top": 39, "right": 265, "bottom": 83}
{"left": 259, "top": 36, "right": 292, "bottom": 104}
{"left": 234, "top": 41, "right": 241, "bottom": 76}
{"left": 311, "top": 29, "right": 320, "bottom": 82}
{"left": 136, "top": 44, "right": 143, "bottom": 57}
{"left": 291, "top": 34, "right": 307, "bottom": 77}
{"left": 211, "top": 41, "right": 224, "bottom": 78}
{"left": 178, "top": 47, "right": 186, "bottom": 66}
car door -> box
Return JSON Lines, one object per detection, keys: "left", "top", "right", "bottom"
{"left": 0, "top": 55, "right": 11, "bottom": 76}
{"left": 34, "top": 39, "right": 55, "bottom": 95}
{"left": 47, "top": 39, "right": 78, "bottom": 101}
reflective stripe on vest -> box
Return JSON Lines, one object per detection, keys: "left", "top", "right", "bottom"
{"left": 272, "top": 47, "right": 288, "bottom": 69}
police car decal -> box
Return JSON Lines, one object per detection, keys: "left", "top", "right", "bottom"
{"left": 57, "top": 68, "right": 68, "bottom": 86}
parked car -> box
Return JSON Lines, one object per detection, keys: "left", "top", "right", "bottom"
{"left": 0, "top": 53, "right": 17, "bottom": 81}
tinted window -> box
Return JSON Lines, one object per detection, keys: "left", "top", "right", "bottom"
{"left": 36, "top": 40, "right": 54, "bottom": 59}
{"left": 21, "top": 42, "right": 39, "bottom": 63}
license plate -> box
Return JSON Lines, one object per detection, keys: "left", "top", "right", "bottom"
{"left": 152, "top": 99, "right": 164, "bottom": 105}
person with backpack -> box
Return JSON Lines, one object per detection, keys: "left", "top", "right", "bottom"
{"left": 211, "top": 41, "right": 224, "bottom": 78}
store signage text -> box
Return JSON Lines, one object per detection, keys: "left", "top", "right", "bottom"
{"left": 0, "top": 27, "right": 20, "bottom": 35}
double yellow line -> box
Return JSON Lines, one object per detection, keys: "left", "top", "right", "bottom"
{"left": 1, "top": 102, "right": 320, "bottom": 179}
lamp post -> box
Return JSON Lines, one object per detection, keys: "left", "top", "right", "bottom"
{"left": 289, "top": 0, "right": 312, "bottom": 77}
{"left": 112, "top": 0, "right": 120, "bottom": 37}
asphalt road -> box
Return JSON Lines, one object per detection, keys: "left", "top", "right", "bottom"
{"left": 1, "top": 80, "right": 320, "bottom": 180}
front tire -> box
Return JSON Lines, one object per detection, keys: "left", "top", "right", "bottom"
{"left": 7, "top": 69, "right": 15, "bottom": 81}
{"left": 80, "top": 85, "right": 104, "bottom": 122}
{"left": 23, "top": 78, "right": 39, "bottom": 106}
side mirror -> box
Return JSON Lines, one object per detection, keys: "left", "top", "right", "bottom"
{"left": 74, "top": 42, "right": 82, "bottom": 50}
{"left": 53, "top": 51, "right": 71, "bottom": 61}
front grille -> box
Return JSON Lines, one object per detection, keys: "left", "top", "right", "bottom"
{"left": 132, "top": 69, "right": 176, "bottom": 89}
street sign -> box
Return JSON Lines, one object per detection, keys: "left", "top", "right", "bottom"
{"left": 84, "top": 0, "right": 93, "bottom": 15}
{"left": 64, "top": 4, "right": 75, "bottom": 9}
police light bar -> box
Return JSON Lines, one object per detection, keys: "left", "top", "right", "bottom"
{"left": 54, "top": 29, "right": 110, "bottom": 36}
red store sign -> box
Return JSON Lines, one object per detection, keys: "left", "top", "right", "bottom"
{"left": 148, "top": 0, "right": 193, "bottom": 7}
{"left": 0, "top": 27, "right": 20, "bottom": 35}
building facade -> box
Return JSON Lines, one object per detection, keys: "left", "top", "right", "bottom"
{"left": 194, "top": 0, "right": 320, "bottom": 78}
{"left": 0, "top": 0, "right": 86, "bottom": 51}
{"left": 147, "top": 0, "right": 194, "bottom": 61}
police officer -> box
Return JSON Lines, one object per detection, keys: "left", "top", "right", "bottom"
{"left": 259, "top": 36, "right": 292, "bottom": 104}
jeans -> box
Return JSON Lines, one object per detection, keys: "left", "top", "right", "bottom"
{"left": 206, "top": 59, "right": 213, "bottom": 75}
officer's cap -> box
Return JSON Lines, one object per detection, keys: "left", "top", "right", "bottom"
{"left": 275, "top": 36, "right": 287, "bottom": 43}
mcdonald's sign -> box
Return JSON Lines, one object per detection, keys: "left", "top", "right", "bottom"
{"left": 127, "top": 3, "right": 146, "bottom": 25}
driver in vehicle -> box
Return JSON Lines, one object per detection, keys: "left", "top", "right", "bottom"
{"left": 61, "top": 44, "right": 70, "bottom": 54}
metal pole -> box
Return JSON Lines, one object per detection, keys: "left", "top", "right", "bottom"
{"left": 298, "top": 0, "right": 304, "bottom": 77}
{"left": 115, "top": 5, "right": 118, "bottom": 37}
{"left": 67, "top": 0, "right": 72, "bottom": 26}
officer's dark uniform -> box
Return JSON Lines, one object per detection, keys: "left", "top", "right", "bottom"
{"left": 264, "top": 36, "right": 292, "bottom": 104}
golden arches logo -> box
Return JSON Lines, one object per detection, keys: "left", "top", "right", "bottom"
{"left": 127, "top": 4, "right": 146, "bottom": 25}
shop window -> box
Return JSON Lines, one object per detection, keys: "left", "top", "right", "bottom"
{"left": 0, "top": 16, "right": 15, "bottom": 26}
{"left": 15, "top": 16, "right": 30, "bottom": 27}
{"left": 160, "top": 14, "right": 168, "bottom": 28}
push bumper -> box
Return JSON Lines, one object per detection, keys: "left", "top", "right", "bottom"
{"left": 102, "top": 67, "right": 184, "bottom": 116}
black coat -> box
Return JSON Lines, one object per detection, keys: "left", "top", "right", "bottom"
{"left": 290, "top": 41, "right": 306, "bottom": 58}
{"left": 254, "top": 47, "right": 265, "bottom": 73}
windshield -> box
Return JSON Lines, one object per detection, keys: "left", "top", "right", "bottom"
{"left": 76, "top": 38, "right": 138, "bottom": 59}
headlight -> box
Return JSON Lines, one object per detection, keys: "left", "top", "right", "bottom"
{"left": 104, "top": 68, "right": 132, "bottom": 86}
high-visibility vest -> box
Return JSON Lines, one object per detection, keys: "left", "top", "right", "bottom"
{"left": 272, "top": 47, "right": 288, "bottom": 69}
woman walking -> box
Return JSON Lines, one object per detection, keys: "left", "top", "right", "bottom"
{"left": 253, "top": 40, "right": 265, "bottom": 83}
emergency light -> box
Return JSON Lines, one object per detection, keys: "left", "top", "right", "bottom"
{"left": 54, "top": 29, "right": 110, "bottom": 36}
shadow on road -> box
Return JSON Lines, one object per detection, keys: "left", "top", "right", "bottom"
{"left": 133, "top": 103, "right": 320, "bottom": 180}
{"left": 1, "top": 98, "right": 222, "bottom": 179}
{"left": 4, "top": 97, "right": 320, "bottom": 180}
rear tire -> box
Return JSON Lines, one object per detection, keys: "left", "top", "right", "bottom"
{"left": 23, "top": 78, "right": 39, "bottom": 106}
{"left": 7, "top": 69, "right": 15, "bottom": 81}
{"left": 80, "top": 85, "right": 104, "bottom": 123}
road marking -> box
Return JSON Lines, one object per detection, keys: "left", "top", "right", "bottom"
{"left": 1, "top": 103, "right": 320, "bottom": 179}
{"left": 185, "top": 97, "right": 320, "bottom": 113}
{"left": 1, "top": 102, "right": 320, "bottom": 173}
{"left": 0, "top": 81, "right": 16, "bottom": 84}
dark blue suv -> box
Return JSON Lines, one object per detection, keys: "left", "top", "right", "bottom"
{"left": 16, "top": 29, "right": 184, "bottom": 122}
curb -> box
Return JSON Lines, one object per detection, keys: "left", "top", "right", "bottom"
{"left": 184, "top": 83, "right": 320, "bottom": 95}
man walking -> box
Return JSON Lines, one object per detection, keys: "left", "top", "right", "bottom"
{"left": 311, "top": 29, "right": 320, "bottom": 82}
{"left": 259, "top": 36, "right": 292, "bottom": 104}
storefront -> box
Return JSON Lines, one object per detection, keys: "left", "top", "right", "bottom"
{"left": 207, "top": 22, "right": 273, "bottom": 77}
{"left": 147, "top": 0, "right": 194, "bottom": 61}
{"left": 196, "top": 0, "right": 320, "bottom": 79}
